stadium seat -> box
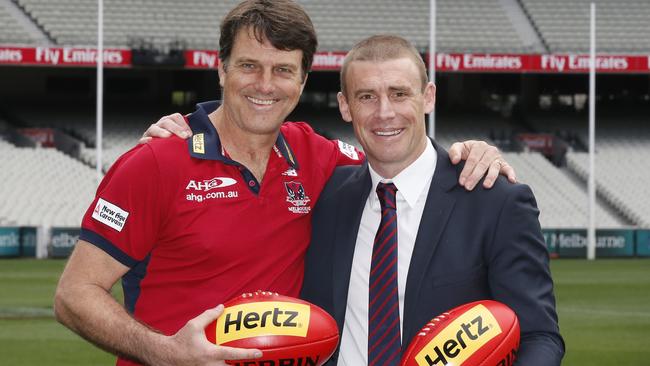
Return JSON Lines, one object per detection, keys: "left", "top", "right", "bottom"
{"left": 0, "top": 5, "right": 35, "bottom": 45}
{"left": 10, "top": 0, "right": 528, "bottom": 53}
{"left": 520, "top": 0, "right": 650, "bottom": 53}
{"left": 528, "top": 109, "right": 649, "bottom": 227}
{"left": 0, "top": 138, "right": 96, "bottom": 227}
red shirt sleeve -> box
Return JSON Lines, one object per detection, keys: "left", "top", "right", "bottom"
{"left": 279, "top": 122, "right": 364, "bottom": 191}
{"left": 80, "top": 144, "right": 165, "bottom": 266}
{"left": 281, "top": 121, "right": 364, "bottom": 162}
{"left": 332, "top": 138, "right": 365, "bottom": 166}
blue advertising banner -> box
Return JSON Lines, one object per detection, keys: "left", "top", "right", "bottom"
{"left": 49, "top": 228, "right": 80, "bottom": 258}
{"left": 554, "top": 229, "right": 634, "bottom": 257}
{"left": 542, "top": 229, "right": 559, "bottom": 257}
{"left": 636, "top": 230, "right": 650, "bottom": 257}
{"left": 596, "top": 230, "right": 635, "bottom": 257}
{"left": 20, "top": 227, "right": 37, "bottom": 257}
{"left": 554, "top": 229, "right": 587, "bottom": 257}
{"left": 0, "top": 227, "right": 21, "bottom": 257}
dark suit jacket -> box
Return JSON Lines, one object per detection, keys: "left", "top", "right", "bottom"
{"left": 301, "top": 142, "right": 564, "bottom": 365}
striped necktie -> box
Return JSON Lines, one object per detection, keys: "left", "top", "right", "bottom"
{"left": 368, "top": 182, "right": 401, "bottom": 366}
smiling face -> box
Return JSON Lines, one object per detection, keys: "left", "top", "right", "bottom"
{"left": 218, "top": 27, "right": 306, "bottom": 137}
{"left": 338, "top": 57, "right": 435, "bottom": 178}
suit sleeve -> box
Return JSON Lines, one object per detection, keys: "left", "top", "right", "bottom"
{"left": 487, "top": 184, "right": 565, "bottom": 365}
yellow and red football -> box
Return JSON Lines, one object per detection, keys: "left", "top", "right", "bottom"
{"left": 400, "top": 300, "right": 520, "bottom": 366}
{"left": 205, "top": 291, "right": 339, "bottom": 366}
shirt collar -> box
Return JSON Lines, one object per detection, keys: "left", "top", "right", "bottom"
{"left": 368, "top": 139, "right": 437, "bottom": 209}
{"left": 186, "top": 100, "right": 299, "bottom": 169}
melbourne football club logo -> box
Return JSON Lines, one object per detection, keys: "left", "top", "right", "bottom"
{"left": 284, "top": 181, "right": 311, "bottom": 214}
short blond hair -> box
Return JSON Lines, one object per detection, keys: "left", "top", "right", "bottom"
{"left": 340, "top": 35, "right": 428, "bottom": 96}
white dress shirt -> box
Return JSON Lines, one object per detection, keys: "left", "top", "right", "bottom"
{"left": 338, "top": 140, "right": 437, "bottom": 366}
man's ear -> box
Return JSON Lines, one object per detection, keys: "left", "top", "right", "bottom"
{"left": 300, "top": 73, "right": 309, "bottom": 94}
{"left": 337, "top": 92, "right": 353, "bottom": 123}
{"left": 424, "top": 82, "right": 436, "bottom": 114}
{"left": 218, "top": 61, "right": 226, "bottom": 88}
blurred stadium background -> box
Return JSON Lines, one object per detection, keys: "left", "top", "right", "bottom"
{"left": 0, "top": 0, "right": 648, "bottom": 365}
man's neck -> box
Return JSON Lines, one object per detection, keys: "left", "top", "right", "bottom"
{"left": 209, "top": 108, "right": 278, "bottom": 183}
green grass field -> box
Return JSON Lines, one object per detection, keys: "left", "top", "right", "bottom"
{"left": 1, "top": 258, "right": 648, "bottom": 365}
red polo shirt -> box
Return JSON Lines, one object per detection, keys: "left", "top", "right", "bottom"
{"left": 80, "top": 101, "right": 363, "bottom": 366}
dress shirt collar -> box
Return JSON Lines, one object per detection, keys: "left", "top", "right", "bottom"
{"left": 368, "top": 139, "right": 437, "bottom": 209}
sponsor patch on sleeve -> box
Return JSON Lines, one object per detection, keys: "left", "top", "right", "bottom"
{"left": 91, "top": 198, "right": 130, "bottom": 232}
{"left": 337, "top": 140, "right": 360, "bottom": 160}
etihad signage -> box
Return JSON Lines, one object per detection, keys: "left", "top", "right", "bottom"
{"left": 1, "top": 45, "right": 649, "bottom": 73}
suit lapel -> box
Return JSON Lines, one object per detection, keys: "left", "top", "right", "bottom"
{"left": 402, "top": 141, "right": 459, "bottom": 344}
{"left": 332, "top": 164, "right": 372, "bottom": 330}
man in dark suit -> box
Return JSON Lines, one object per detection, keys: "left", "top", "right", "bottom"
{"left": 301, "top": 35, "right": 564, "bottom": 366}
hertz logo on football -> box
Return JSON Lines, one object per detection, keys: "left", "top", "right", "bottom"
{"left": 414, "top": 304, "right": 501, "bottom": 366}
{"left": 205, "top": 292, "right": 339, "bottom": 366}
{"left": 215, "top": 302, "right": 310, "bottom": 343}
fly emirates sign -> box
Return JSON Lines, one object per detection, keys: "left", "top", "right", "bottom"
{"left": 432, "top": 53, "right": 649, "bottom": 73}
{"left": 0, "top": 46, "right": 130, "bottom": 67}
{"left": 539, "top": 54, "right": 630, "bottom": 72}
{"left": 1, "top": 46, "right": 649, "bottom": 73}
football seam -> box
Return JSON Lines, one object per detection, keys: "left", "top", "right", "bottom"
{"left": 400, "top": 312, "right": 453, "bottom": 362}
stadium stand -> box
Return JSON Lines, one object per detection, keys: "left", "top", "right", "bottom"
{"left": 10, "top": 0, "right": 528, "bottom": 52}
{"left": 77, "top": 117, "right": 151, "bottom": 172}
{"left": 304, "top": 107, "right": 627, "bottom": 228}
{"left": 0, "top": 1, "right": 35, "bottom": 44}
{"left": 434, "top": 112, "right": 519, "bottom": 148}
{"left": 520, "top": 0, "right": 650, "bottom": 53}
{"left": 0, "top": 136, "right": 96, "bottom": 227}
{"left": 0, "top": 1, "right": 646, "bottom": 233}
{"left": 12, "top": 0, "right": 233, "bottom": 48}
{"left": 565, "top": 120, "right": 650, "bottom": 227}
{"left": 434, "top": 0, "right": 528, "bottom": 52}
{"left": 6, "top": 100, "right": 628, "bottom": 229}
{"left": 523, "top": 109, "right": 648, "bottom": 227}
{"left": 11, "top": 105, "right": 154, "bottom": 171}
{"left": 6, "top": 0, "right": 649, "bottom": 54}
{"left": 307, "top": 0, "right": 527, "bottom": 52}
{"left": 505, "top": 151, "right": 625, "bottom": 228}
{"left": 568, "top": 151, "right": 650, "bottom": 227}
{"left": 433, "top": 112, "right": 627, "bottom": 228}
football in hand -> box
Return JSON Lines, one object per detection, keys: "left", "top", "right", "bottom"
{"left": 205, "top": 291, "right": 339, "bottom": 366}
{"left": 400, "top": 300, "right": 520, "bottom": 366}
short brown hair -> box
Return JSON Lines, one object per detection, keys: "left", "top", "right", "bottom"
{"left": 219, "top": 0, "right": 318, "bottom": 78}
{"left": 340, "top": 35, "right": 428, "bottom": 96}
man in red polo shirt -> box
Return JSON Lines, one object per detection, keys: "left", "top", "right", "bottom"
{"left": 54, "top": 1, "right": 514, "bottom": 366}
